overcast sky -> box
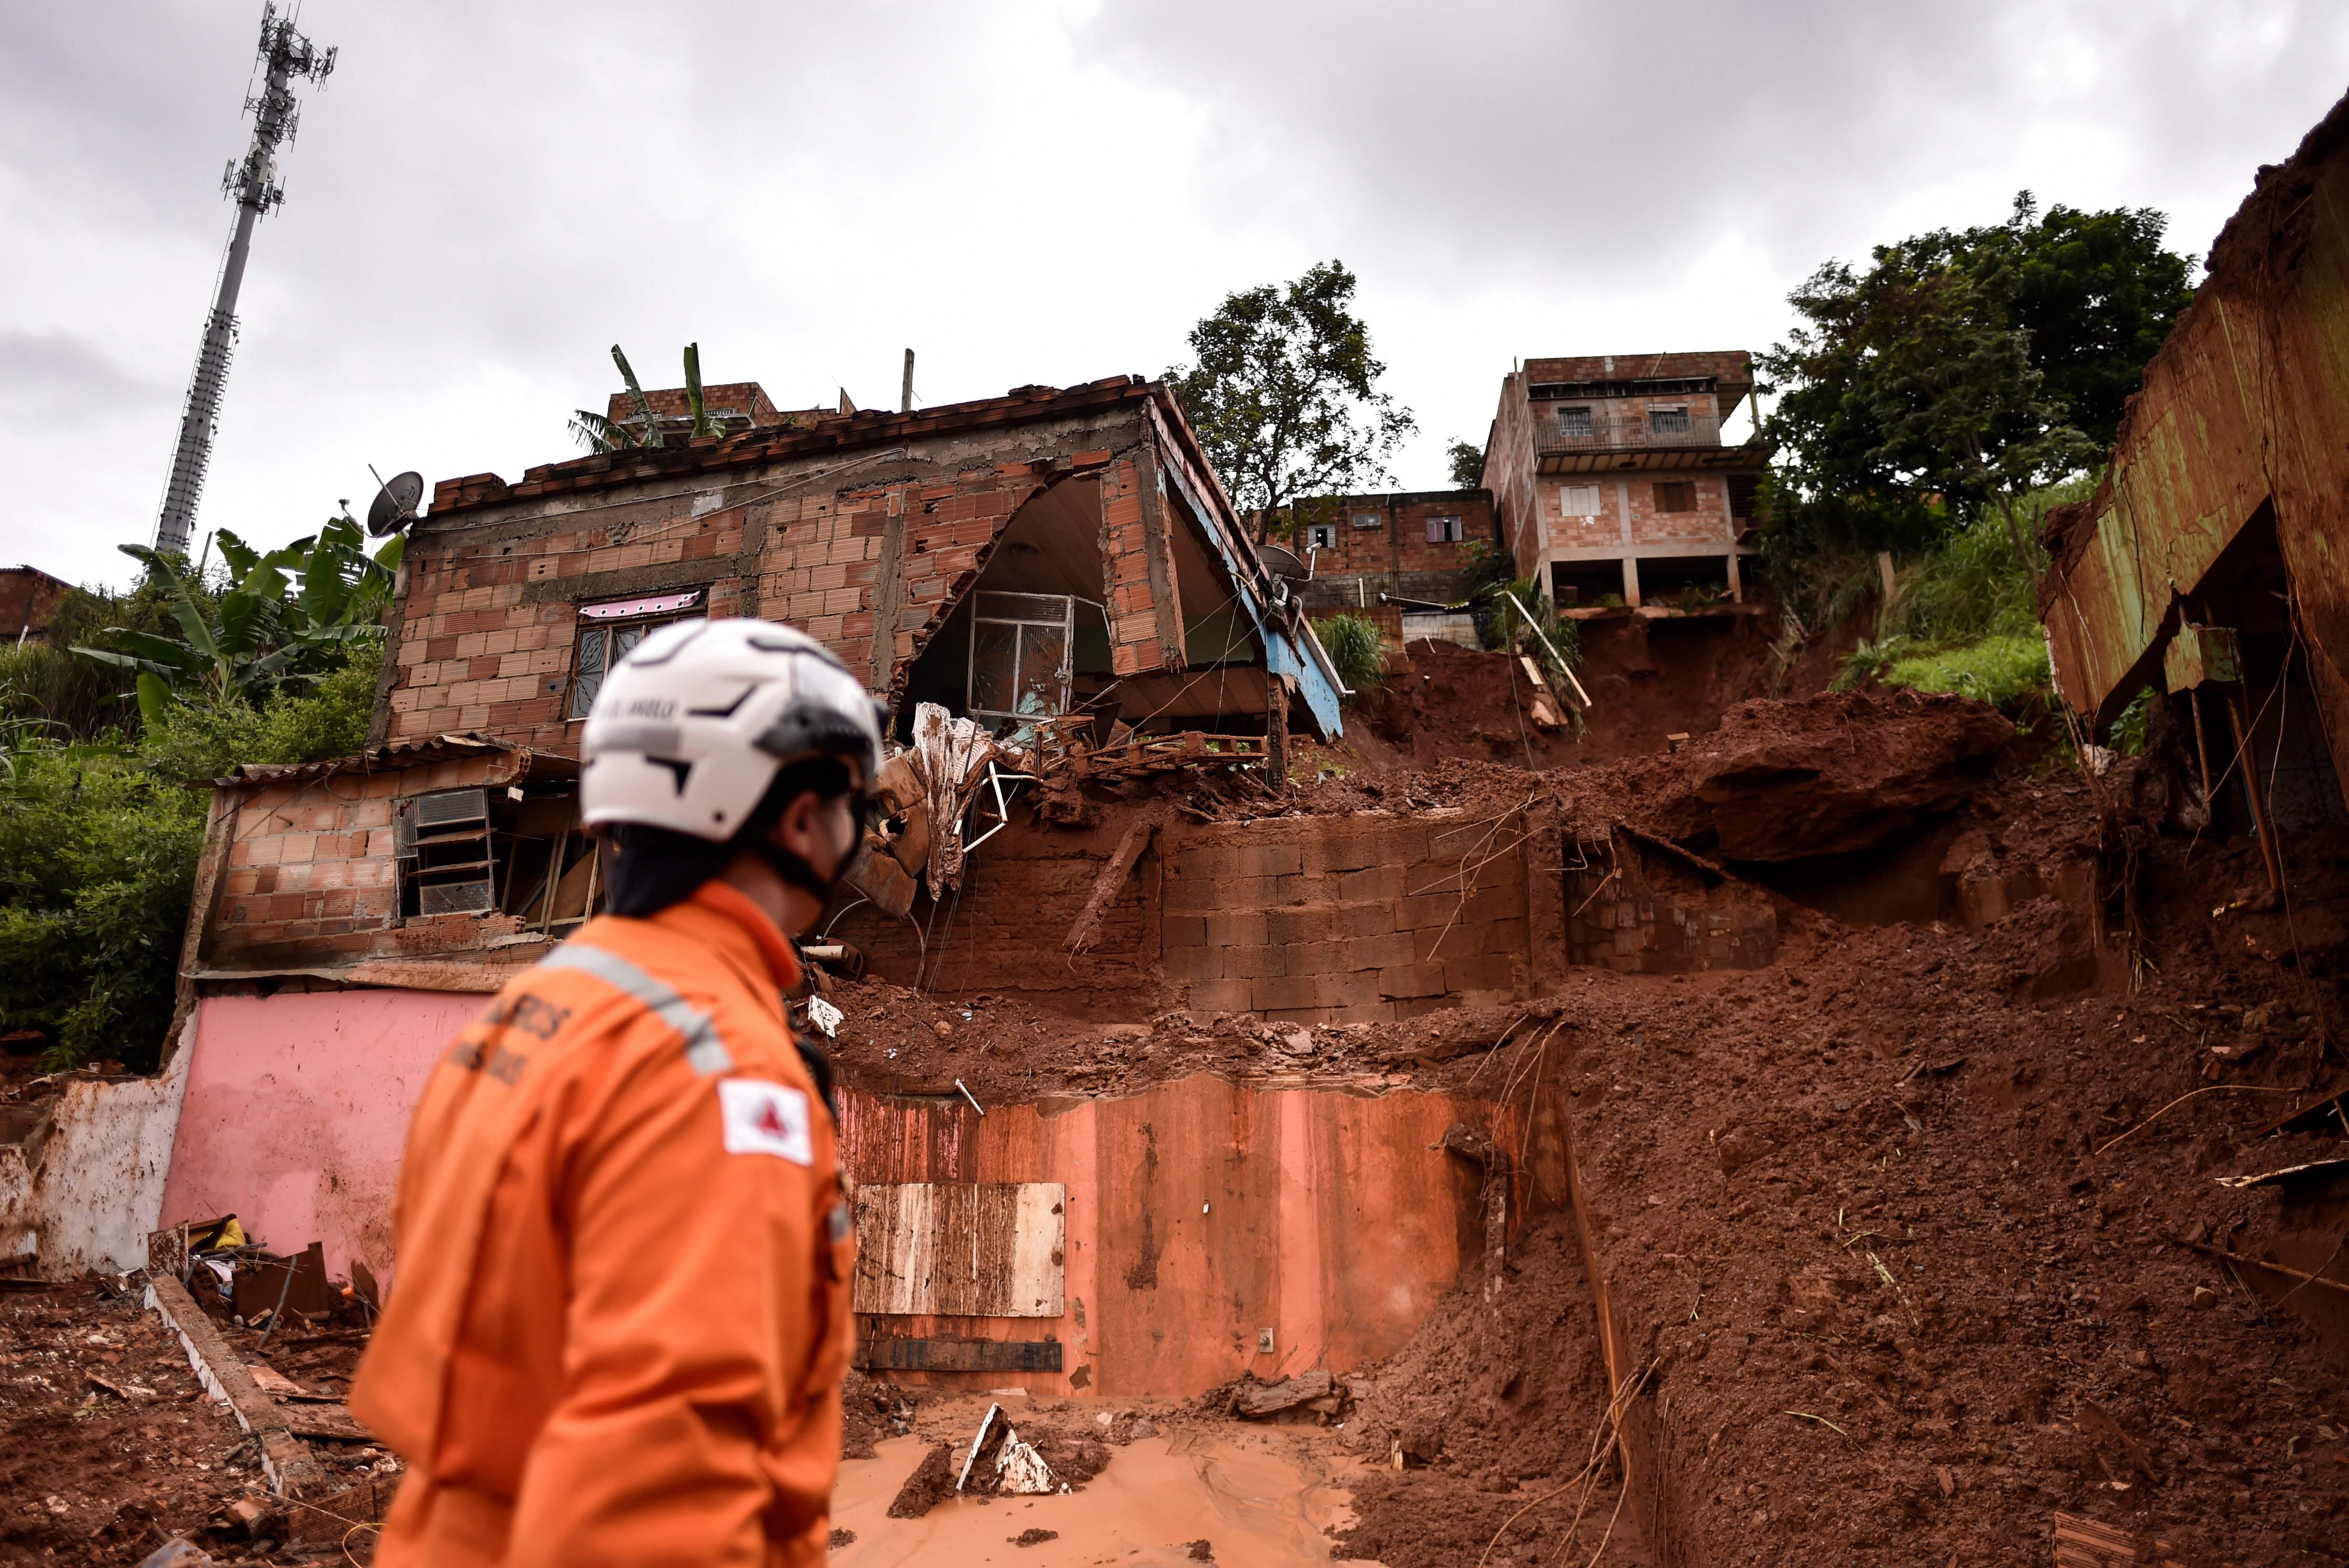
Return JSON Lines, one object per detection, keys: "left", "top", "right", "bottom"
{"left": 3, "top": 1, "right": 2343, "bottom": 589}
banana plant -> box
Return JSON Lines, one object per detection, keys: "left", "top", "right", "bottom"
{"left": 569, "top": 342, "right": 723, "bottom": 451}
{"left": 71, "top": 521, "right": 402, "bottom": 727}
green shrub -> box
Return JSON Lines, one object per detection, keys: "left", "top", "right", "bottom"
{"left": 1879, "top": 634, "right": 2051, "bottom": 708}
{"left": 0, "top": 746, "right": 206, "bottom": 1071}
{"left": 0, "top": 642, "right": 383, "bottom": 1069}
{"left": 1316, "top": 614, "right": 1390, "bottom": 694}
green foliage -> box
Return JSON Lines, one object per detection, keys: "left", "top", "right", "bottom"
{"left": 1833, "top": 478, "right": 2094, "bottom": 707}
{"left": 1446, "top": 439, "right": 1485, "bottom": 489}
{"left": 571, "top": 342, "right": 723, "bottom": 452}
{"left": 73, "top": 517, "right": 397, "bottom": 707}
{"left": 1167, "top": 261, "right": 1415, "bottom": 539}
{"left": 1449, "top": 538, "right": 1580, "bottom": 679}
{"left": 1315, "top": 614, "right": 1390, "bottom": 694}
{"left": 1878, "top": 635, "right": 2052, "bottom": 708}
{"left": 2109, "top": 685, "right": 2156, "bottom": 757}
{"left": 0, "top": 742, "right": 206, "bottom": 1072}
{"left": 1995, "top": 201, "right": 2197, "bottom": 449}
{"left": 0, "top": 639, "right": 383, "bottom": 1072}
{"left": 1757, "top": 192, "right": 2189, "bottom": 567}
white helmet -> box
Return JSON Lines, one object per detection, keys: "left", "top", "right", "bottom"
{"left": 581, "top": 619, "right": 884, "bottom": 840}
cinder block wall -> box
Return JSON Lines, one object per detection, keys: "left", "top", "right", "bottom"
{"left": 205, "top": 755, "right": 530, "bottom": 966}
{"left": 831, "top": 817, "right": 1162, "bottom": 1014}
{"left": 1161, "top": 810, "right": 1534, "bottom": 1022}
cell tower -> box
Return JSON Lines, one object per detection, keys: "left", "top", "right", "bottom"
{"left": 152, "top": 3, "right": 336, "bottom": 558}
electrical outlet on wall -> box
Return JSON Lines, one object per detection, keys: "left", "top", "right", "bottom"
{"left": 1257, "top": 1328, "right": 1275, "bottom": 1353}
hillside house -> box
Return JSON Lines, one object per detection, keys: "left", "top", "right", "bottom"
{"left": 1480, "top": 352, "right": 1767, "bottom": 609}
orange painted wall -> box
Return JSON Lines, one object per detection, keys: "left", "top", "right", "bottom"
{"left": 837, "top": 1074, "right": 1519, "bottom": 1398}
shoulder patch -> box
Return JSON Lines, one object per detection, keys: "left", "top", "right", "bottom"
{"left": 718, "top": 1078, "right": 814, "bottom": 1165}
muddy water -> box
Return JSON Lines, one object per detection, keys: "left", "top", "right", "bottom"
{"left": 832, "top": 1427, "right": 1379, "bottom": 1567}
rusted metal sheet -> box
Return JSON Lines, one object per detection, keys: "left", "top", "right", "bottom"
{"left": 852, "top": 1181, "right": 1066, "bottom": 1318}
{"left": 2043, "top": 97, "right": 2349, "bottom": 802}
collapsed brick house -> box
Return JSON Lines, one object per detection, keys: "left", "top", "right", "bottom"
{"left": 148, "top": 374, "right": 1556, "bottom": 1395}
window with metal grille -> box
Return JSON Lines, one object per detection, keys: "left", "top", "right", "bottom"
{"left": 1653, "top": 480, "right": 1698, "bottom": 513}
{"left": 1425, "top": 514, "right": 1465, "bottom": 544}
{"left": 1554, "top": 406, "right": 1595, "bottom": 438}
{"left": 1647, "top": 405, "right": 1691, "bottom": 435}
{"left": 1558, "top": 484, "right": 1602, "bottom": 517}
{"left": 1349, "top": 511, "right": 1383, "bottom": 530}
{"left": 565, "top": 589, "right": 707, "bottom": 719}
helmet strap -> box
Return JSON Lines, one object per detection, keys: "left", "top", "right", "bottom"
{"left": 754, "top": 839, "right": 842, "bottom": 904}
{"left": 745, "top": 780, "right": 870, "bottom": 905}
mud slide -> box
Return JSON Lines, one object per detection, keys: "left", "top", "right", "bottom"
{"left": 832, "top": 1423, "right": 1366, "bottom": 1566}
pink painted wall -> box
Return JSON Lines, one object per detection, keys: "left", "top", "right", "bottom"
{"left": 158, "top": 990, "right": 478, "bottom": 1284}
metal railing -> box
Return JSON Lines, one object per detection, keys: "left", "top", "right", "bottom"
{"left": 1533, "top": 401, "right": 1722, "bottom": 452}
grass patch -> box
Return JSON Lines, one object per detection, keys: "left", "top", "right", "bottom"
{"left": 1878, "top": 634, "right": 2050, "bottom": 708}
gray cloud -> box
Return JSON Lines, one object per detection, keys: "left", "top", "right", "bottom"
{"left": 0, "top": 330, "right": 171, "bottom": 414}
{"left": 1, "top": 1, "right": 2340, "bottom": 588}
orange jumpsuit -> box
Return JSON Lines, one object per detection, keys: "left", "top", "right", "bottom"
{"left": 350, "top": 880, "right": 854, "bottom": 1568}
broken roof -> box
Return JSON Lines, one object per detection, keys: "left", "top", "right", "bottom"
{"left": 213, "top": 731, "right": 579, "bottom": 789}
{"left": 431, "top": 375, "right": 1240, "bottom": 519}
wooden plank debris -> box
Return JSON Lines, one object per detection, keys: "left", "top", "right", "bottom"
{"left": 853, "top": 1182, "right": 1066, "bottom": 1318}
{"left": 855, "top": 1336, "right": 1064, "bottom": 1373}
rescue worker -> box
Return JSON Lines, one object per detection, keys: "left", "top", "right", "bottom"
{"left": 350, "top": 619, "right": 881, "bottom": 1568}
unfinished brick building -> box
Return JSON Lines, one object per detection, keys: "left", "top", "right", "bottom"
{"left": 1292, "top": 488, "right": 1498, "bottom": 614}
{"left": 1, "top": 563, "right": 71, "bottom": 644}
{"left": 1480, "top": 351, "right": 1766, "bottom": 608}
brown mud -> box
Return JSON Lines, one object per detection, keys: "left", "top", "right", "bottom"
{"left": 1, "top": 1281, "right": 266, "bottom": 1566}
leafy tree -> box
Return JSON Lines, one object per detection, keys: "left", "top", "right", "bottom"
{"left": 1447, "top": 439, "right": 1485, "bottom": 489}
{"left": 73, "top": 518, "right": 398, "bottom": 722}
{"left": 1757, "top": 193, "right": 2190, "bottom": 575}
{"left": 1167, "top": 261, "right": 1415, "bottom": 540}
{"left": 571, "top": 342, "right": 724, "bottom": 452}
{"left": 1991, "top": 197, "right": 2196, "bottom": 448}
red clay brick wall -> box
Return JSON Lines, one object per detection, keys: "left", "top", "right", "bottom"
{"left": 1541, "top": 473, "right": 1739, "bottom": 556}
{"left": 207, "top": 751, "right": 551, "bottom": 965}
{"left": 389, "top": 444, "right": 1174, "bottom": 748}
{"left": 0, "top": 567, "right": 68, "bottom": 642}
{"left": 1303, "top": 492, "right": 1496, "bottom": 577}
{"left": 1161, "top": 811, "right": 1533, "bottom": 1022}
{"left": 389, "top": 507, "right": 749, "bottom": 748}
{"left": 212, "top": 775, "right": 401, "bottom": 954}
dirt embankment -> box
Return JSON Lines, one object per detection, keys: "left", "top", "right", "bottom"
{"left": 1327, "top": 799, "right": 2349, "bottom": 1567}
{"left": 1334, "top": 600, "right": 1859, "bottom": 777}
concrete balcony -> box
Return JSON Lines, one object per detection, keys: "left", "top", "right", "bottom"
{"left": 1533, "top": 401, "right": 1723, "bottom": 455}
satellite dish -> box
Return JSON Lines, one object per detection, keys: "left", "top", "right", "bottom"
{"left": 366, "top": 469, "right": 424, "bottom": 537}
{"left": 1256, "top": 541, "right": 1312, "bottom": 582}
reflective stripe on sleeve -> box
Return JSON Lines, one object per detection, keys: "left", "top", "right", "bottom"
{"left": 537, "top": 942, "right": 737, "bottom": 1077}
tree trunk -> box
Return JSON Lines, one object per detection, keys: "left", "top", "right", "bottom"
{"left": 1995, "top": 490, "right": 2041, "bottom": 596}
